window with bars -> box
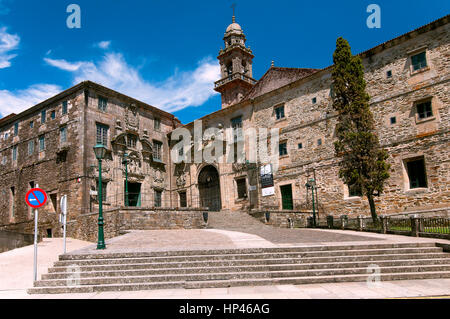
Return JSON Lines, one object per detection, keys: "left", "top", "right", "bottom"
{"left": 153, "top": 140, "right": 162, "bottom": 161}
{"left": 96, "top": 124, "right": 109, "bottom": 146}
{"left": 98, "top": 96, "right": 108, "bottom": 111}
{"left": 127, "top": 135, "right": 137, "bottom": 148}
{"left": 416, "top": 101, "right": 433, "bottom": 120}
{"left": 154, "top": 189, "right": 162, "bottom": 207}
{"left": 411, "top": 51, "right": 427, "bottom": 71}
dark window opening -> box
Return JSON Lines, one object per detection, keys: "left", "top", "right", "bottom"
{"left": 312, "top": 97, "right": 317, "bottom": 104}
{"left": 386, "top": 70, "right": 392, "bottom": 78}
{"left": 14, "top": 122, "right": 18, "bottom": 136}
{"left": 51, "top": 110, "right": 56, "bottom": 120}
{"left": 279, "top": 142, "right": 287, "bottom": 156}
{"left": 62, "top": 101, "right": 68, "bottom": 115}
{"left": 236, "top": 178, "right": 247, "bottom": 199}
{"left": 179, "top": 191, "right": 187, "bottom": 208}
{"left": 348, "top": 183, "right": 363, "bottom": 197}
{"left": 154, "top": 190, "right": 162, "bottom": 207}
{"left": 98, "top": 96, "right": 108, "bottom": 111}
{"left": 298, "top": 143, "right": 303, "bottom": 149}
{"left": 411, "top": 52, "right": 427, "bottom": 71}
{"left": 41, "top": 110, "right": 46, "bottom": 123}
{"left": 317, "top": 139, "right": 322, "bottom": 146}
{"left": 50, "top": 194, "right": 57, "bottom": 212}
{"left": 154, "top": 118, "right": 161, "bottom": 131}
{"left": 406, "top": 158, "right": 427, "bottom": 189}
{"left": 416, "top": 101, "right": 433, "bottom": 120}
{"left": 46, "top": 229, "right": 52, "bottom": 238}
{"left": 390, "top": 117, "right": 397, "bottom": 124}
{"left": 275, "top": 105, "right": 285, "bottom": 120}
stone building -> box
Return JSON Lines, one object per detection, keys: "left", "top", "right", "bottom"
{"left": 0, "top": 81, "right": 180, "bottom": 236}
{"left": 0, "top": 14, "right": 449, "bottom": 238}
{"left": 168, "top": 14, "right": 450, "bottom": 218}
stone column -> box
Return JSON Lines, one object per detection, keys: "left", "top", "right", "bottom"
{"left": 357, "top": 215, "right": 363, "bottom": 231}
{"left": 410, "top": 215, "right": 419, "bottom": 237}
{"left": 380, "top": 215, "right": 388, "bottom": 234}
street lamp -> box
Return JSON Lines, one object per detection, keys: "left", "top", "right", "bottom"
{"left": 93, "top": 144, "right": 107, "bottom": 250}
{"left": 305, "top": 178, "right": 317, "bottom": 228}
{"left": 122, "top": 152, "right": 129, "bottom": 207}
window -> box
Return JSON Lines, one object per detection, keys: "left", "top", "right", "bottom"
{"left": 1, "top": 156, "right": 6, "bottom": 165}
{"left": 411, "top": 51, "right": 427, "bottom": 71}
{"left": 29, "top": 121, "right": 34, "bottom": 129}
{"left": 231, "top": 116, "right": 243, "bottom": 146}
{"left": 279, "top": 142, "right": 288, "bottom": 156}
{"left": 96, "top": 124, "right": 109, "bottom": 146}
{"left": 60, "top": 126, "right": 67, "bottom": 143}
{"left": 14, "top": 122, "right": 18, "bottom": 136}
{"left": 236, "top": 178, "right": 247, "bottom": 199}
{"left": 28, "top": 140, "right": 34, "bottom": 155}
{"left": 39, "top": 135, "right": 45, "bottom": 151}
{"left": 153, "top": 140, "right": 162, "bottom": 161}
{"left": 127, "top": 135, "right": 137, "bottom": 148}
{"left": 298, "top": 143, "right": 303, "bottom": 149}
{"left": 416, "top": 101, "right": 433, "bottom": 120}
{"left": 390, "top": 117, "right": 397, "bottom": 125}
{"left": 406, "top": 158, "right": 427, "bottom": 189}
{"left": 231, "top": 116, "right": 242, "bottom": 129}
{"left": 154, "top": 118, "right": 161, "bottom": 131}
{"left": 41, "top": 110, "right": 46, "bottom": 123}
{"left": 4, "top": 132, "right": 8, "bottom": 139}
{"left": 98, "top": 96, "right": 108, "bottom": 111}
{"left": 317, "top": 139, "right": 322, "bottom": 146}
{"left": 51, "top": 110, "right": 56, "bottom": 120}
{"left": 386, "top": 70, "right": 392, "bottom": 78}
{"left": 154, "top": 189, "right": 162, "bottom": 207}
{"left": 275, "top": 105, "right": 285, "bottom": 120}
{"left": 12, "top": 145, "right": 17, "bottom": 161}
{"left": 99, "top": 182, "right": 107, "bottom": 202}
{"left": 10, "top": 187, "right": 15, "bottom": 218}
{"left": 348, "top": 183, "right": 363, "bottom": 197}
{"left": 179, "top": 191, "right": 187, "bottom": 208}
{"left": 312, "top": 97, "right": 317, "bottom": 104}
{"left": 62, "top": 101, "right": 68, "bottom": 115}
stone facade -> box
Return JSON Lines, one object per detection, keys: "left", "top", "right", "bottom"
{"left": 0, "top": 81, "right": 179, "bottom": 238}
{"left": 0, "top": 15, "right": 449, "bottom": 241}
{"left": 168, "top": 15, "right": 450, "bottom": 218}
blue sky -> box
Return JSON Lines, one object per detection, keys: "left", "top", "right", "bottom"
{"left": 0, "top": 0, "right": 448, "bottom": 124}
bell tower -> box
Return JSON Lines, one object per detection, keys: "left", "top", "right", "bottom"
{"left": 214, "top": 14, "right": 256, "bottom": 108}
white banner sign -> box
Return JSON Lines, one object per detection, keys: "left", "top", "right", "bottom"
{"left": 262, "top": 186, "right": 275, "bottom": 197}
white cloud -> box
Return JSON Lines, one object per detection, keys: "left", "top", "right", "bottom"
{"left": 0, "top": 84, "right": 62, "bottom": 116}
{"left": 95, "top": 41, "right": 111, "bottom": 49}
{"left": 0, "top": 27, "right": 20, "bottom": 69}
{"left": 45, "top": 52, "right": 220, "bottom": 113}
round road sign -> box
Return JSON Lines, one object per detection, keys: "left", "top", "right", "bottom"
{"left": 25, "top": 188, "right": 48, "bottom": 209}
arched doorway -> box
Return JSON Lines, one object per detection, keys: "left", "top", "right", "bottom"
{"left": 198, "top": 165, "right": 222, "bottom": 211}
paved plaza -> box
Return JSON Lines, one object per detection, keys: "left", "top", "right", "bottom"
{"left": 0, "top": 228, "right": 449, "bottom": 299}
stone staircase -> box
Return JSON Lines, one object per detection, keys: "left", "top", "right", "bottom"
{"left": 28, "top": 242, "right": 450, "bottom": 294}
{"left": 206, "top": 210, "right": 270, "bottom": 231}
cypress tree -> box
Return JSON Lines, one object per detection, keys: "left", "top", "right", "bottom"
{"left": 332, "top": 37, "right": 390, "bottom": 223}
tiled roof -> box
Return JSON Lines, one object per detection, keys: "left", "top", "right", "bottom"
{"left": 243, "top": 67, "right": 319, "bottom": 101}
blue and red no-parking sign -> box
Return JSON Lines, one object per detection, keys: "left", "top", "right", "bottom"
{"left": 25, "top": 188, "right": 48, "bottom": 209}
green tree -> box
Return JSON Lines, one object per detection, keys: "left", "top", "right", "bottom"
{"left": 331, "top": 37, "right": 390, "bottom": 222}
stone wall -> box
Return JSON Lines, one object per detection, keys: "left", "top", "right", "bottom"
{"left": 67, "top": 207, "right": 207, "bottom": 242}
{"left": 250, "top": 210, "right": 310, "bottom": 228}
{"left": 0, "top": 230, "right": 36, "bottom": 253}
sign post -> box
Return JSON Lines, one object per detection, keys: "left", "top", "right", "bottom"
{"left": 60, "top": 195, "right": 67, "bottom": 254}
{"left": 25, "top": 185, "right": 47, "bottom": 282}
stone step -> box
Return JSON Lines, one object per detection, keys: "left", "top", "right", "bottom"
{"left": 59, "top": 242, "right": 436, "bottom": 260}
{"left": 34, "top": 264, "right": 450, "bottom": 287}
{"left": 48, "top": 253, "right": 450, "bottom": 273}
{"left": 54, "top": 247, "right": 443, "bottom": 266}
{"left": 42, "top": 258, "right": 450, "bottom": 280}
{"left": 28, "top": 271, "right": 450, "bottom": 294}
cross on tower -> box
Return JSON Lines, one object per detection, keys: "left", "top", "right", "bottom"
{"left": 231, "top": 3, "right": 236, "bottom": 22}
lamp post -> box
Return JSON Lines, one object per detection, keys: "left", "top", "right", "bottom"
{"left": 305, "top": 178, "right": 317, "bottom": 228}
{"left": 93, "top": 144, "right": 107, "bottom": 250}
{"left": 122, "top": 152, "right": 129, "bottom": 207}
